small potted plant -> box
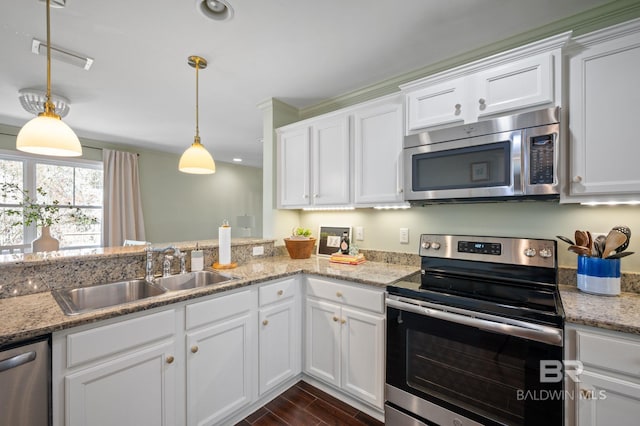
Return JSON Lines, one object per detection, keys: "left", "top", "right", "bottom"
{"left": 1, "top": 183, "right": 97, "bottom": 252}
{"left": 284, "top": 227, "right": 316, "bottom": 259}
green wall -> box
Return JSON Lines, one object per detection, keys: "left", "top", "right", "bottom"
{"left": 265, "top": 2, "right": 640, "bottom": 273}
{"left": 0, "top": 124, "right": 263, "bottom": 245}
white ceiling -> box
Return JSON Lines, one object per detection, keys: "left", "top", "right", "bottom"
{"left": 0, "top": 0, "right": 611, "bottom": 168}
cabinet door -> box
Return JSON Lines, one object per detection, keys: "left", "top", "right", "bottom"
{"left": 278, "top": 126, "right": 311, "bottom": 207}
{"left": 305, "top": 298, "right": 341, "bottom": 387}
{"left": 340, "top": 306, "right": 385, "bottom": 409}
{"left": 186, "top": 312, "right": 256, "bottom": 426}
{"left": 568, "top": 28, "right": 640, "bottom": 198}
{"left": 475, "top": 52, "right": 554, "bottom": 117}
{"left": 259, "top": 298, "right": 301, "bottom": 395}
{"left": 406, "top": 77, "right": 465, "bottom": 131}
{"left": 354, "top": 100, "right": 405, "bottom": 204}
{"left": 66, "top": 341, "right": 176, "bottom": 426}
{"left": 576, "top": 370, "right": 640, "bottom": 426}
{"left": 312, "top": 116, "right": 351, "bottom": 205}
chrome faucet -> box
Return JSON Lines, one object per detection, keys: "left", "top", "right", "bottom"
{"left": 145, "top": 245, "right": 182, "bottom": 282}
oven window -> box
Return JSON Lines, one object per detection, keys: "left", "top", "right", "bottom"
{"left": 412, "top": 141, "right": 510, "bottom": 191}
{"left": 404, "top": 317, "right": 556, "bottom": 425}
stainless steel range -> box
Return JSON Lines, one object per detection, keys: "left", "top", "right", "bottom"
{"left": 386, "top": 234, "right": 564, "bottom": 426}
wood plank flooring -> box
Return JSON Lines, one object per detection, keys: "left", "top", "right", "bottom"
{"left": 236, "top": 381, "right": 384, "bottom": 426}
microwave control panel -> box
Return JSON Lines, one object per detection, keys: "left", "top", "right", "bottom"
{"left": 529, "top": 134, "right": 555, "bottom": 185}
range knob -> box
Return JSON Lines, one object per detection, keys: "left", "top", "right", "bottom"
{"left": 421, "top": 241, "right": 431, "bottom": 249}
{"left": 539, "top": 248, "right": 553, "bottom": 258}
{"left": 431, "top": 242, "right": 441, "bottom": 250}
{"left": 524, "top": 248, "right": 537, "bottom": 257}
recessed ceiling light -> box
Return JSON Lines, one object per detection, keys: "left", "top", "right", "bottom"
{"left": 195, "top": 0, "right": 234, "bottom": 21}
{"left": 233, "top": 158, "right": 243, "bottom": 162}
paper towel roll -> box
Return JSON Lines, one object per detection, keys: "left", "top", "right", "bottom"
{"left": 219, "top": 226, "right": 231, "bottom": 265}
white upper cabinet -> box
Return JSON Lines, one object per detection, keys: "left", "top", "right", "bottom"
{"left": 277, "top": 126, "right": 311, "bottom": 207}
{"left": 277, "top": 114, "right": 350, "bottom": 208}
{"left": 564, "top": 19, "right": 640, "bottom": 203}
{"left": 353, "top": 96, "right": 404, "bottom": 205}
{"left": 312, "top": 116, "right": 351, "bottom": 205}
{"left": 277, "top": 94, "right": 405, "bottom": 209}
{"left": 402, "top": 33, "right": 568, "bottom": 134}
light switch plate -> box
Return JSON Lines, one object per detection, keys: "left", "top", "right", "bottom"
{"left": 252, "top": 246, "right": 264, "bottom": 256}
{"left": 400, "top": 228, "right": 409, "bottom": 244}
{"left": 355, "top": 226, "right": 364, "bottom": 241}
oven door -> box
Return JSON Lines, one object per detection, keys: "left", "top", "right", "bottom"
{"left": 403, "top": 130, "right": 522, "bottom": 202}
{"left": 386, "top": 296, "right": 563, "bottom": 426}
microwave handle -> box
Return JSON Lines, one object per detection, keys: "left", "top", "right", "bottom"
{"left": 386, "top": 297, "right": 562, "bottom": 346}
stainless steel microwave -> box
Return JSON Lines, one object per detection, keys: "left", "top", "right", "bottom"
{"left": 403, "top": 107, "right": 560, "bottom": 204}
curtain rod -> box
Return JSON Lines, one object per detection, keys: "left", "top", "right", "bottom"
{"left": 1, "top": 132, "right": 139, "bottom": 156}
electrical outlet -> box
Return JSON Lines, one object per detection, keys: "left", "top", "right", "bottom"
{"left": 252, "top": 246, "right": 264, "bottom": 256}
{"left": 400, "top": 228, "right": 409, "bottom": 244}
{"left": 355, "top": 226, "right": 364, "bottom": 241}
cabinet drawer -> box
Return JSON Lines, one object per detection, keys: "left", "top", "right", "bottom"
{"left": 186, "top": 289, "right": 255, "bottom": 330}
{"left": 259, "top": 278, "right": 296, "bottom": 306}
{"left": 577, "top": 330, "right": 640, "bottom": 378}
{"left": 306, "top": 277, "right": 384, "bottom": 313}
{"left": 66, "top": 309, "right": 175, "bottom": 368}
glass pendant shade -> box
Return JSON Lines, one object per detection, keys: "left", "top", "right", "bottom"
{"left": 17, "top": 0, "right": 82, "bottom": 157}
{"left": 17, "top": 113, "right": 82, "bottom": 157}
{"left": 179, "top": 137, "right": 216, "bottom": 174}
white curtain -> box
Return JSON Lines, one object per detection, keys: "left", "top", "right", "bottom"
{"left": 103, "top": 149, "right": 146, "bottom": 247}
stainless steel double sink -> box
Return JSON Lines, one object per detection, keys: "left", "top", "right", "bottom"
{"left": 52, "top": 270, "right": 236, "bottom": 315}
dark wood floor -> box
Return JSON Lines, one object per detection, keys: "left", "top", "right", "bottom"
{"left": 236, "top": 381, "right": 384, "bottom": 426}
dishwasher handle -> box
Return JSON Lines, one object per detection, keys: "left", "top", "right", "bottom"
{"left": 0, "top": 351, "right": 37, "bottom": 373}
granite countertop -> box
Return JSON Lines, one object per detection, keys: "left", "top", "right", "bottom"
{"left": 559, "top": 284, "right": 640, "bottom": 335}
{"left": 0, "top": 255, "right": 420, "bottom": 346}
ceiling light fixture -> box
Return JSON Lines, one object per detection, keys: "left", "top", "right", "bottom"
{"left": 19, "top": 89, "right": 70, "bottom": 118}
{"left": 179, "top": 56, "right": 215, "bottom": 174}
{"left": 16, "top": 0, "right": 82, "bottom": 157}
{"left": 31, "top": 39, "right": 94, "bottom": 71}
{"left": 196, "top": 0, "right": 234, "bottom": 21}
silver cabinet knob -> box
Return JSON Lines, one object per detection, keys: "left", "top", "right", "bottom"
{"left": 262, "top": 319, "right": 269, "bottom": 326}
{"left": 572, "top": 176, "right": 583, "bottom": 183}
{"left": 454, "top": 103, "right": 461, "bottom": 110}
{"left": 166, "top": 355, "right": 175, "bottom": 364}
{"left": 336, "top": 291, "right": 343, "bottom": 298}
{"left": 277, "top": 290, "right": 284, "bottom": 296}
{"left": 191, "top": 345, "right": 199, "bottom": 353}
{"left": 333, "top": 316, "right": 339, "bottom": 322}
{"left": 478, "top": 98, "right": 486, "bottom": 105}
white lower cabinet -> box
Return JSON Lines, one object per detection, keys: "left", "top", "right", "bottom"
{"left": 185, "top": 289, "right": 257, "bottom": 426}
{"left": 565, "top": 323, "right": 640, "bottom": 426}
{"left": 52, "top": 309, "right": 178, "bottom": 426}
{"left": 258, "top": 277, "right": 301, "bottom": 395}
{"left": 304, "top": 277, "right": 385, "bottom": 410}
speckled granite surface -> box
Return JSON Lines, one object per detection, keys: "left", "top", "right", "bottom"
{"left": 559, "top": 285, "right": 640, "bottom": 335}
{"left": 559, "top": 267, "right": 640, "bottom": 293}
{"left": 0, "top": 255, "right": 420, "bottom": 347}
{"left": 0, "top": 239, "right": 277, "bottom": 298}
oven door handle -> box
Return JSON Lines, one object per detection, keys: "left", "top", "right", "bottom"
{"left": 386, "top": 297, "right": 563, "bottom": 346}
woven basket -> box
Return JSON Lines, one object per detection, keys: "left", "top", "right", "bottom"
{"left": 284, "top": 237, "right": 316, "bottom": 259}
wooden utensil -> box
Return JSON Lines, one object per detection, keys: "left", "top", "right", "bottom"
{"left": 568, "top": 245, "right": 590, "bottom": 256}
{"left": 594, "top": 235, "right": 606, "bottom": 258}
{"left": 586, "top": 231, "right": 593, "bottom": 257}
{"left": 574, "top": 230, "right": 589, "bottom": 248}
{"left": 612, "top": 225, "right": 631, "bottom": 252}
{"left": 602, "top": 230, "right": 627, "bottom": 258}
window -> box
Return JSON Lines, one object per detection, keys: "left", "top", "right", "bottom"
{"left": 0, "top": 150, "right": 103, "bottom": 253}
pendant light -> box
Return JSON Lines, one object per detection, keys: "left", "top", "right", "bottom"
{"left": 179, "top": 55, "right": 215, "bottom": 174}
{"left": 16, "top": 0, "right": 82, "bottom": 157}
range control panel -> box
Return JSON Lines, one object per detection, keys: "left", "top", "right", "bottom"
{"left": 419, "top": 234, "right": 556, "bottom": 268}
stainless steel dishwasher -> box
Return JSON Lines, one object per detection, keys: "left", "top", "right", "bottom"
{"left": 0, "top": 336, "right": 50, "bottom": 426}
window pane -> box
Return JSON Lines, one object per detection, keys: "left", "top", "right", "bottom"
{"left": 36, "top": 163, "right": 74, "bottom": 204}
{"left": 52, "top": 208, "right": 102, "bottom": 248}
{"left": 0, "top": 159, "right": 23, "bottom": 204}
{"left": 75, "top": 167, "right": 103, "bottom": 206}
{"left": 0, "top": 207, "right": 24, "bottom": 246}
